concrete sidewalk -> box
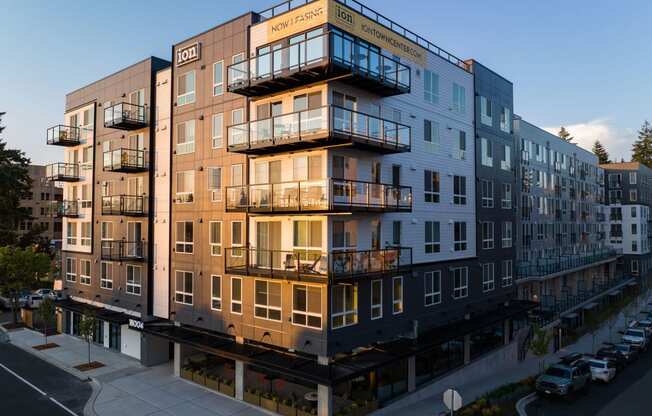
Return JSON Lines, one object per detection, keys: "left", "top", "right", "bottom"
{"left": 6, "top": 328, "right": 268, "bottom": 416}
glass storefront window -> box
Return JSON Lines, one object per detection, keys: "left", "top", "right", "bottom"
{"left": 469, "top": 322, "right": 504, "bottom": 361}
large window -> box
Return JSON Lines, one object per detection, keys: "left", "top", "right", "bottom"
{"left": 175, "top": 221, "right": 193, "bottom": 254}
{"left": 176, "top": 170, "right": 195, "bottom": 202}
{"left": 211, "top": 275, "right": 222, "bottom": 310}
{"left": 176, "top": 120, "right": 195, "bottom": 154}
{"left": 332, "top": 284, "right": 358, "bottom": 329}
{"left": 101, "top": 262, "right": 113, "bottom": 290}
{"left": 425, "top": 221, "right": 440, "bottom": 253}
{"left": 481, "top": 138, "right": 493, "bottom": 167}
{"left": 502, "top": 222, "right": 513, "bottom": 248}
{"left": 255, "top": 280, "right": 281, "bottom": 321}
{"left": 502, "top": 183, "right": 512, "bottom": 209}
{"left": 212, "top": 113, "right": 224, "bottom": 148}
{"left": 101, "top": 222, "right": 113, "bottom": 240}
{"left": 423, "top": 70, "right": 439, "bottom": 104}
{"left": 392, "top": 276, "right": 403, "bottom": 314}
{"left": 500, "top": 107, "right": 511, "bottom": 133}
{"left": 126, "top": 265, "right": 142, "bottom": 295}
{"left": 371, "top": 280, "right": 382, "bottom": 320}
{"left": 424, "top": 271, "right": 441, "bottom": 306}
{"left": 294, "top": 220, "right": 323, "bottom": 256}
{"left": 482, "top": 263, "right": 495, "bottom": 292}
{"left": 452, "top": 83, "right": 466, "bottom": 114}
{"left": 424, "top": 170, "right": 440, "bottom": 203}
{"left": 480, "top": 96, "right": 492, "bottom": 126}
{"left": 209, "top": 221, "right": 222, "bottom": 256}
{"left": 80, "top": 259, "right": 91, "bottom": 285}
{"left": 453, "top": 176, "right": 466, "bottom": 205}
{"left": 208, "top": 167, "right": 222, "bottom": 202}
{"left": 481, "top": 180, "right": 494, "bottom": 208}
{"left": 231, "top": 221, "right": 243, "bottom": 253}
{"left": 481, "top": 222, "right": 494, "bottom": 249}
{"left": 213, "top": 61, "right": 224, "bottom": 96}
{"left": 231, "top": 277, "right": 242, "bottom": 314}
{"left": 81, "top": 222, "right": 91, "bottom": 247}
{"left": 454, "top": 222, "right": 467, "bottom": 251}
{"left": 452, "top": 267, "right": 468, "bottom": 299}
{"left": 66, "top": 258, "right": 76, "bottom": 282}
{"left": 66, "top": 222, "right": 77, "bottom": 245}
{"left": 177, "top": 70, "right": 195, "bottom": 106}
{"left": 424, "top": 119, "right": 440, "bottom": 151}
{"left": 175, "top": 271, "right": 193, "bottom": 305}
{"left": 293, "top": 284, "right": 322, "bottom": 329}
{"left": 502, "top": 260, "right": 513, "bottom": 287}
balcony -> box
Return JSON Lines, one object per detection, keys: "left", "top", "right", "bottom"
{"left": 49, "top": 200, "right": 79, "bottom": 218}
{"left": 101, "top": 240, "right": 146, "bottom": 262}
{"left": 46, "top": 163, "right": 80, "bottom": 182}
{"left": 516, "top": 248, "right": 622, "bottom": 281}
{"left": 104, "top": 102, "right": 147, "bottom": 130}
{"left": 226, "top": 179, "right": 412, "bottom": 213}
{"left": 46, "top": 125, "right": 81, "bottom": 147}
{"left": 101, "top": 195, "right": 147, "bottom": 217}
{"left": 225, "top": 247, "right": 412, "bottom": 283}
{"left": 103, "top": 148, "right": 149, "bottom": 173}
{"left": 227, "top": 105, "right": 410, "bottom": 155}
{"left": 227, "top": 31, "right": 410, "bottom": 97}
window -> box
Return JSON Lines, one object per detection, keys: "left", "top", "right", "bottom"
{"left": 209, "top": 221, "right": 222, "bottom": 256}
{"left": 424, "top": 170, "right": 440, "bottom": 203}
{"left": 295, "top": 219, "right": 323, "bottom": 251}
{"left": 175, "top": 221, "right": 194, "bottom": 254}
{"left": 502, "top": 222, "right": 513, "bottom": 248}
{"left": 392, "top": 276, "right": 403, "bottom": 314}
{"left": 371, "top": 280, "right": 382, "bottom": 320}
{"left": 101, "top": 222, "right": 113, "bottom": 240}
{"left": 630, "top": 172, "right": 637, "bottom": 185}
{"left": 456, "top": 131, "right": 467, "bottom": 159}
{"left": 255, "top": 280, "right": 282, "bottom": 321}
{"left": 176, "top": 170, "right": 195, "bottom": 203}
{"left": 231, "top": 221, "right": 243, "bottom": 255}
{"left": 482, "top": 263, "right": 495, "bottom": 292}
{"left": 332, "top": 284, "right": 358, "bottom": 328}
{"left": 392, "top": 221, "right": 401, "bottom": 246}
{"left": 632, "top": 260, "right": 640, "bottom": 275}
{"left": 175, "top": 271, "right": 193, "bottom": 305}
{"left": 481, "top": 222, "right": 494, "bottom": 249}
{"left": 452, "top": 83, "right": 466, "bottom": 114}
{"left": 424, "top": 119, "right": 440, "bottom": 151}
{"left": 211, "top": 113, "right": 224, "bottom": 148}
{"left": 211, "top": 275, "right": 222, "bottom": 310}
{"left": 231, "top": 164, "right": 244, "bottom": 186}
{"left": 423, "top": 69, "right": 439, "bottom": 104}
{"left": 630, "top": 189, "right": 638, "bottom": 202}
{"left": 176, "top": 120, "right": 195, "bottom": 154}
{"left": 177, "top": 71, "right": 195, "bottom": 106}
{"left": 293, "top": 284, "right": 322, "bottom": 329}
{"left": 80, "top": 222, "right": 91, "bottom": 247}
{"left": 453, "top": 176, "right": 467, "bottom": 204}
{"left": 481, "top": 138, "right": 493, "bottom": 167}
{"left": 66, "top": 222, "right": 77, "bottom": 245}
{"left": 454, "top": 222, "right": 467, "bottom": 251}
{"left": 100, "top": 262, "right": 113, "bottom": 290}
{"left": 424, "top": 271, "right": 441, "bottom": 306}
{"left": 80, "top": 259, "right": 91, "bottom": 285}
{"left": 502, "top": 183, "right": 512, "bottom": 209}
{"left": 480, "top": 96, "right": 492, "bottom": 126}
{"left": 66, "top": 258, "right": 76, "bottom": 282}
{"left": 481, "top": 180, "right": 494, "bottom": 208}
{"left": 213, "top": 61, "right": 224, "bottom": 96}
{"left": 632, "top": 241, "right": 638, "bottom": 252}
{"left": 502, "top": 260, "right": 513, "bottom": 286}
{"left": 425, "top": 221, "right": 441, "bottom": 253}
{"left": 208, "top": 167, "right": 222, "bottom": 202}
{"left": 632, "top": 207, "right": 637, "bottom": 218}
{"left": 501, "top": 145, "right": 512, "bottom": 170}
{"left": 500, "top": 107, "right": 511, "bottom": 132}
{"left": 632, "top": 223, "right": 638, "bottom": 235}
{"left": 231, "top": 277, "right": 242, "bottom": 314}
{"left": 452, "top": 267, "right": 468, "bottom": 299}
{"left": 126, "top": 265, "right": 142, "bottom": 295}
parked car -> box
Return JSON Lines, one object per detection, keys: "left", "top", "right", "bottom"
{"left": 613, "top": 342, "right": 643, "bottom": 359}
{"left": 33, "top": 289, "right": 54, "bottom": 298}
{"left": 24, "top": 294, "right": 44, "bottom": 309}
{"left": 595, "top": 348, "right": 627, "bottom": 370}
{"left": 635, "top": 319, "right": 652, "bottom": 336}
{"left": 535, "top": 359, "right": 591, "bottom": 398}
{"left": 622, "top": 327, "right": 649, "bottom": 351}
{"left": 50, "top": 290, "right": 66, "bottom": 301}
{"left": 585, "top": 358, "right": 617, "bottom": 383}
{"left": 0, "top": 289, "right": 30, "bottom": 309}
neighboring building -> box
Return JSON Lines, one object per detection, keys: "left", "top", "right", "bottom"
{"left": 18, "top": 164, "right": 63, "bottom": 243}
{"left": 602, "top": 162, "right": 652, "bottom": 278}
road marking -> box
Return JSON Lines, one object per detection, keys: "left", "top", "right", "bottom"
{"left": 0, "top": 361, "right": 78, "bottom": 415}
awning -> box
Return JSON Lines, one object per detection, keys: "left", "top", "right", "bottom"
{"left": 56, "top": 298, "right": 131, "bottom": 325}
{"left": 583, "top": 302, "right": 598, "bottom": 310}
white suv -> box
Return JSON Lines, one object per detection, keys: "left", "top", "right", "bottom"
{"left": 586, "top": 358, "right": 617, "bottom": 383}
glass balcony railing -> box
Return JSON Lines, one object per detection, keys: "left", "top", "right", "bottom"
{"left": 226, "top": 179, "right": 412, "bottom": 213}
{"left": 101, "top": 240, "right": 146, "bottom": 262}
{"left": 46, "top": 125, "right": 81, "bottom": 146}
{"left": 227, "top": 105, "right": 410, "bottom": 154}
{"left": 225, "top": 247, "right": 412, "bottom": 282}
{"left": 517, "top": 248, "right": 622, "bottom": 280}
{"left": 104, "top": 102, "right": 147, "bottom": 130}
{"left": 49, "top": 200, "right": 79, "bottom": 218}
{"left": 46, "top": 163, "right": 80, "bottom": 182}
{"left": 103, "top": 148, "right": 149, "bottom": 172}
{"left": 227, "top": 30, "right": 410, "bottom": 97}
{"left": 101, "top": 195, "right": 147, "bottom": 216}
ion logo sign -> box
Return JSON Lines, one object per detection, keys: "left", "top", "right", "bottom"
{"left": 129, "top": 319, "right": 144, "bottom": 330}
{"left": 176, "top": 42, "right": 201, "bottom": 67}
{"left": 334, "top": 4, "right": 354, "bottom": 27}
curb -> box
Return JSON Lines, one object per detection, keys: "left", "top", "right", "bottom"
{"left": 515, "top": 392, "right": 537, "bottom": 416}
{"left": 83, "top": 377, "right": 101, "bottom": 416}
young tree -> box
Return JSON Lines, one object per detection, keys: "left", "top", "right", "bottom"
{"left": 529, "top": 324, "right": 553, "bottom": 373}
{"left": 632, "top": 121, "right": 652, "bottom": 167}
{"left": 558, "top": 126, "right": 574, "bottom": 142}
{"left": 37, "top": 297, "right": 56, "bottom": 345}
{"left": 0, "top": 246, "right": 52, "bottom": 324}
{"left": 592, "top": 140, "right": 610, "bottom": 164}
{"left": 79, "top": 309, "right": 97, "bottom": 366}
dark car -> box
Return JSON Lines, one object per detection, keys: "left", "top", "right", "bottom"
{"left": 595, "top": 349, "right": 626, "bottom": 371}
{"left": 613, "top": 342, "right": 640, "bottom": 362}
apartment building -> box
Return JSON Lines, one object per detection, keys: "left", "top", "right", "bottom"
{"left": 45, "top": 57, "right": 171, "bottom": 362}
{"left": 18, "top": 164, "right": 63, "bottom": 244}
{"left": 603, "top": 162, "right": 652, "bottom": 278}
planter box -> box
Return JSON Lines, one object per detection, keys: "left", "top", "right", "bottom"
{"left": 181, "top": 368, "right": 194, "bottom": 380}
{"left": 192, "top": 371, "right": 206, "bottom": 385}
{"left": 278, "top": 402, "right": 297, "bottom": 416}
{"left": 219, "top": 381, "right": 235, "bottom": 397}
{"left": 244, "top": 391, "right": 260, "bottom": 406}
{"left": 260, "top": 397, "right": 278, "bottom": 412}
{"left": 205, "top": 377, "right": 219, "bottom": 391}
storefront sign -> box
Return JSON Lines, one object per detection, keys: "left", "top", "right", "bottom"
{"left": 176, "top": 42, "right": 201, "bottom": 67}
{"left": 129, "top": 318, "right": 144, "bottom": 330}
{"left": 264, "top": 0, "right": 327, "bottom": 43}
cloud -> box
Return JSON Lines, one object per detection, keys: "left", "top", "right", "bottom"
{"left": 543, "top": 119, "right": 634, "bottom": 163}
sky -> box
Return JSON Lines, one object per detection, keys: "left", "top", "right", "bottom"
{"left": 1, "top": 0, "right": 651, "bottom": 164}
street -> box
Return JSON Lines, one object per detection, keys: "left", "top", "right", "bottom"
{"left": 0, "top": 342, "right": 92, "bottom": 415}
{"left": 527, "top": 344, "right": 652, "bottom": 415}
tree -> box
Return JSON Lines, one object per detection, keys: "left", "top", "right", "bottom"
{"left": 558, "top": 126, "right": 574, "bottom": 142}
{"left": 37, "top": 297, "right": 56, "bottom": 345}
{"left": 592, "top": 140, "right": 610, "bottom": 164}
{"left": 0, "top": 246, "right": 52, "bottom": 324}
{"left": 632, "top": 121, "right": 652, "bottom": 167}
{"left": 79, "top": 309, "right": 97, "bottom": 366}
{"left": 529, "top": 324, "right": 553, "bottom": 373}
{"left": 0, "top": 112, "right": 32, "bottom": 246}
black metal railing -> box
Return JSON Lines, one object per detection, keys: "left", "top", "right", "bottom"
{"left": 46, "top": 125, "right": 81, "bottom": 146}
{"left": 101, "top": 195, "right": 147, "bottom": 216}
{"left": 225, "top": 247, "right": 412, "bottom": 282}
{"left": 226, "top": 178, "right": 411, "bottom": 213}
{"left": 227, "top": 105, "right": 411, "bottom": 153}
{"left": 46, "top": 163, "right": 80, "bottom": 181}
{"left": 101, "top": 240, "right": 146, "bottom": 261}
{"left": 104, "top": 102, "right": 147, "bottom": 130}
{"left": 103, "top": 148, "right": 149, "bottom": 172}
{"left": 49, "top": 200, "right": 79, "bottom": 217}
{"left": 517, "top": 248, "right": 622, "bottom": 279}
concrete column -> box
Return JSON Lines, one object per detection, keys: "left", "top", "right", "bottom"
{"left": 173, "top": 342, "right": 181, "bottom": 377}
{"left": 235, "top": 360, "right": 244, "bottom": 401}
{"left": 103, "top": 321, "right": 110, "bottom": 348}
{"left": 463, "top": 334, "right": 471, "bottom": 365}
{"left": 317, "top": 384, "right": 332, "bottom": 416}
{"left": 407, "top": 355, "right": 416, "bottom": 392}
{"left": 504, "top": 319, "right": 511, "bottom": 345}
